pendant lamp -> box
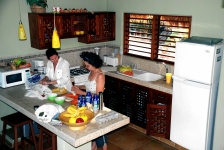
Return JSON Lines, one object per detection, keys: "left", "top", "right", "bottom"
{"left": 52, "top": 5, "right": 60, "bottom": 49}
{"left": 18, "top": 0, "right": 27, "bottom": 40}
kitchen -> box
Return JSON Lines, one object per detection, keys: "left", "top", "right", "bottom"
{"left": 0, "top": 0, "right": 224, "bottom": 150}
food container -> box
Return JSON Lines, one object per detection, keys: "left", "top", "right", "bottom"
{"left": 47, "top": 93, "right": 58, "bottom": 101}
{"left": 59, "top": 109, "right": 94, "bottom": 130}
{"left": 55, "top": 96, "right": 65, "bottom": 105}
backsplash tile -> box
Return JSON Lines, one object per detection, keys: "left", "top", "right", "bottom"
{"left": 0, "top": 45, "right": 116, "bottom": 68}
{"left": 122, "top": 55, "right": 174, "bottom": 76}
{"left": 0, "top": 44, "right": 173, "bottom": 76}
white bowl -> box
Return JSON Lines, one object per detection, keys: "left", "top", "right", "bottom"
{"left": 55, "top": 96, "right": 65, "bottom": 105}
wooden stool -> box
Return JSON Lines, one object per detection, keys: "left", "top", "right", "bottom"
{"left": 1, "top": 112, "right": 38, "bottom": 150}
{"left": 38, "top": 125, "right": 57, "bottom": 150}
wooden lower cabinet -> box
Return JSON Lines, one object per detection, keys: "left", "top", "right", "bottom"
{"left": 147, "top": 89, "right": 172, "bottom": 139}
{"left": 104, "top": 75, "right": 172, "bottom": 139}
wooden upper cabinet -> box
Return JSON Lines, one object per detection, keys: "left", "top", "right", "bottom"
{"left": 28, "top": 13, "right": 58, "bottom": 49}
{"left": 28, "top": 12, "right": 115, "bottom": 49}
{"left": 78, "top": 12, "right": 115, "bottom": 44}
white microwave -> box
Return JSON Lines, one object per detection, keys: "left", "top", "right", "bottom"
{"left": 0, "top": 67, "right": 30, "bottom": 88}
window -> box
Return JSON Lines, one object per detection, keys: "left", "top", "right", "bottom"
{"left": 123, "top": 13, "right": 192, "bottom": 63}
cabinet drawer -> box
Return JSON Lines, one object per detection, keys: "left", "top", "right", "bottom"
{"left": 105, "top": 76, "right": 120, "bottom": 87}
{"left": 151, "top": 90, "right": 172, "bottom": 105}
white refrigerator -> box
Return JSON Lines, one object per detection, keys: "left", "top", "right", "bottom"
{"left": 170, "top": 37, "right": 223, "bottom": 150}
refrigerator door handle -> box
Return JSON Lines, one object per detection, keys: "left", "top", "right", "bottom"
{"left": 172, "top": 75, "right": 186, "bottom": 82}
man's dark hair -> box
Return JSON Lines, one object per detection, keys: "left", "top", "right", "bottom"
{"left": 80, "top": 52, "right": 103, "bottom": 68}
{"left": 46, "top": 48, "right": 58, "bottom": 60}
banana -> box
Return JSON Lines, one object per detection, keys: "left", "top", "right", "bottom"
{"left": 67, "top": 105, "right": 77, "bottom": 114}
{"left": 63, "top": 113, "right": 75, "bottom": 117}
{"left": 63, "top": 105, "right": 89, "bottom": 120}
{"left": 78, "top": 106, "right": 87, "bottom": 111}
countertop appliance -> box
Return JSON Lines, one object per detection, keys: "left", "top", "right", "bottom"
{"left": 70, "top": 66, "right": 90, "bottom": 85}
{"left": 0, "top": 66, "right": 30, "bottom": 88}
{"left": 104, "top": 56, "right": 118, "bottom": 67}
{"left": 31, "top": 59, "right": 45, "bottom": 74}
{"left": 103, "top": 56, "right": 118, "bottom": 67}
{"left": 170, "top": 37, "right": 223, "bottom": 150}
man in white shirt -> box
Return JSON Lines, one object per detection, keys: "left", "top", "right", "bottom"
{"left": 40, "top": 48, "right": 72, "bottom": 92}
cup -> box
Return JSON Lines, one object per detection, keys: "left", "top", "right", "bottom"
{"left": 112, "top": 53, "right": 115, "bottom": 57}
{"left": 166, "top": 73, "right": 172, "bottom": 84}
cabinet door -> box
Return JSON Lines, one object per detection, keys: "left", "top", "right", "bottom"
{"left": 78, "top": 12, "right": 115, "bottom": 43}
{"left": 104, "top": 76, "right": 121, "bottom": 112}
{"left": 147, "top": 104, "right": 168, "bottom": 138}
{"left": 58, "top": 15, "right": 73, "bottom": 38}
{"left": 28, "top": 13, "right": 60, "bottom": 49}
{"left": 147, "top": 90, "right": 172, "bottom": 139}
{"left": 120, "top": 80, "right": 135, "bottom": 122}
{"left": 29, "top": 13, "right": 52, "bottom": 49}
{"left": 101, "top": 12, "right": 116, "bottom": 41}
{"left": 132, "top": 85, "right": 150, "bottom": 128}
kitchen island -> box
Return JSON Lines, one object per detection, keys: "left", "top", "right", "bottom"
{"left": 0, "top": 85, "right": 130, "bottom": 150}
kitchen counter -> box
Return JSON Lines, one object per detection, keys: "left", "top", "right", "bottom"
{"left": 104, "top": 71, "right": 173, "bottom": 94}
{"left": 0, "top": 85, "right": 130, "bottom": 149}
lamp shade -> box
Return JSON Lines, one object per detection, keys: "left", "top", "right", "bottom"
{"left": 52, "top": 27, "right": 60, "bottom": 49}
{"left": 18, "top": 20, "right": 26, "bottom": 40}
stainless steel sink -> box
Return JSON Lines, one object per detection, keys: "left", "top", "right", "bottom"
{"left": 133, "top": 72, "right": 163, "bottom": 82}
{"left": 117, "top": 68, "right": 163, "bottom": 82}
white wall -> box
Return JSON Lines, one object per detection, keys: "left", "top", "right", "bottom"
{"left": 0, "top": 0, "right": 107, "bottom": 58}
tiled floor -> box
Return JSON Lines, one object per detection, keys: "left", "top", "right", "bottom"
{"left": 100, "top": 126, "right": 177, "bottom": 150}
{"left": 0, "top": 126, "right": 177, "bottom": 150}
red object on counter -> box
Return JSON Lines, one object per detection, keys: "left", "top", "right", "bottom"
{"left": 70, "top": 99, "right": 78, "bottom": 105}
{"left": 64, "top": 94, "right": 78, "bottom": 105}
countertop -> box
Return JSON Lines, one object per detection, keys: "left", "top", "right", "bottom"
{"left": 104, "top": 70, "right": 173, "bottom": 94}
{"left": 0, "top": 85, "right": 130, "bottom": 147}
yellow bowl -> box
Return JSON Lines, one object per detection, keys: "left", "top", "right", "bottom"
{"left": 59, "top": 110, "right": 94, "bottom": 130}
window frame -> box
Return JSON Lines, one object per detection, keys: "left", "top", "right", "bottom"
{"left": 123, "top": 13, "right": 192, "bottom": 63}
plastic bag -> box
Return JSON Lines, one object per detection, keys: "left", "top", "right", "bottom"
{"left": 25, "top": 84, "right": 52, "bottom": 100}
{"left": 35, "top": 103, "right": 64, "bottom": 123}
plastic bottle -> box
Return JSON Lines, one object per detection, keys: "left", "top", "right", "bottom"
{"left": 78, "top": 95, "right": 82, "bottom": 107}
{"left": 86, "top": 92, "right": 92, "bottom": 104}
{"left": 81, "top": 95, "right": 86, "bottom": 107}
{"left": 93, "top": 94, "right": 99, "bottom": 113}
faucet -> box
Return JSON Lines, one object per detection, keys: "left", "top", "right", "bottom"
{"left": 162, "top": 62, "right": 168, "bottom": 81}
{"left": 162, "top": 62, "right": 168, "bottom": 73}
